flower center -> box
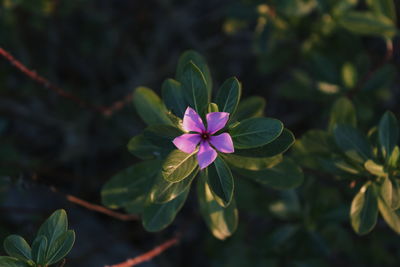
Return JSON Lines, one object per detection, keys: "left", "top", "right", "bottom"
{"left": 201, "top": 132, "right": 210, "bottom": 140}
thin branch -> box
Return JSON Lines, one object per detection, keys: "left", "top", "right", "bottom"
{"left": 105, "top": 236, "right": 180, "bottom": 267}
{"left": 0, "top": 47, "right": 133, "bottom": 117}
{"left": 50, "top": 186, "right": 138, "bottom": 221}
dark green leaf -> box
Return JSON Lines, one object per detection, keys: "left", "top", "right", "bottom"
{"left": 328, "top": 97, "right": 357, "bottom": 132}
{"left": 229, "top": 117, "right": 283, "bottom": 149}
{"left": 162, "top": 79, "right": 187, "bottom": 118}
{"left": 197, "top": 172, "right": 238, "bottom": 240}
{"left": 143, "top": 125, "right": 182, "bottom": 148}
{"left": 391, "top": 179, "right": 400, "bottom": 209}
{"left": 101, "top": 160, "right": 161, "bottom": 213}
{"left": 215, "top": 77, "right": 241, "bottom": 115}
{"left": 31, "top": 235, "right": 47, "bottom": 265}
{"left": 235, "top": 128, "right": 295, "bottom": 158}
{"left": 180, "top": 62, "right": 209, "bottom": 114}
{"left": 378, "top": 190, "right": 400, "bottom": 234}
{"left": 127, "top": 135, "right": 166, "bottom": 160}
{"left": 3, "top": 235, "right": 31, "bottom": 262}
{"left": 162, "top": 150, "right": 197, "bottom": 183}
{"left": 223, "top": 154, "right": 282, "bottom": 171}
{"left": 0, "top": 257, "right": 30, "bottom": 267}
{"left": 350, "top": 183, "right": 378, "bottom": 235}
{"left": 133, "top": 87, "right": 172, "bottom": 126}
{"left": 142, "top": 188, "right": 189, "bottom": 232}
{"left": 338, "top": 11, "right": 397, "bottom": 38}
{"left": 150, "top": 168, "right": 198, "bottom": 203}
{"left": 45, "top": 230, "right": 75, "bottom": 265}
{"left": 231, "top": 96, "right": 265, "bottom": 122}
{"left": 176, "top": 50, "right": 212, "bottom": 94}
{"left": 367, "top": 0, "right": 397, "bottom": 22}
{"left": 207, "top": 157, "right": 234, "bottom": 207}
{"left": 378, "top": 111, "right": 399, "bottom": 159}
{"left": 333, "top": 125, "right": 372, "bottom": 163}
{"left": 233, "top": 158, "right": 304, "bottom": 190}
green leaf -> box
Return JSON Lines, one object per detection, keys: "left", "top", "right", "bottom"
{"left": 350, "top": 183, "right": 378, "bottom": 235}
{"left": 45, "top": 230, "right": 75, "bottom": 265}
{"left": 150, "top": 168, "right": 198, "bottom": 203}
{"left": 231, "top": 96, "right": 265, "bottom": 122}
{"left": 235, "top": 128, "right": 295, "bottom": 158}
{"left": 380, "top": 177, "right": 393, "bottom": 207}
{"left": 207, "top": 102, "right": 219, "bottom": 113}
{"left": 341, "top": 62, "right": 358, "bottom": 89}
{"left": 391, "top": 179, "right": 400, "bottom": 210}
{"left": 328, "top": 97, "right": 357, "bottom": 132}
{"left": 223, "top": 154, "right": 282, "bottom": 171}
{"left": 197, "top": 172, "right": 238, "bottom": 240}
{"left": 162, "top": 150, "right": 198, "bottom": 183}
{"left": 143, "top": 125, "right": 182, "bottom": 149}
{"left": 333, "top": 125, "right": 372, "bottom": 163}
{"left": 133, "top": 87, "right": 172, "bottom": 126}
{"left": 207, "top": 157, "right": 234, "bottom": 207}
{"left": 142, "top": 187, "right": 189, "bottom": 232}
{"left": 127, "top": 135, "right": 166, "bottom": 160}
{"left": 364, "top": 160, "right": 386, "bottom": 177}
{"left": 31, "top": 235, "right": 47, "bottom": 265}
{"left": 388, "top": 146, "right": 400, "bottom": 168}
{"left": 0, "top": 257, "right": 30, "bottom": 267}
{"left": 101, "top": 160, "right": 161, "bottom": 213}
{"left": 233, "top": 158, "right": 304, "bottom": 190}
{"left": 229, "top": 117, "right": 283, "bottom": 149}
{"left": 367, "top": 0, "right": 397, "bottom": 22}
{"left": 37, "top": 209, "right": 68, "bottom": 261}
{"left": 176, "top": 50, "right": 212, "bottom": 94}
{"left": 3, "top": 235, "right": 31, "bottom": 262}
{"left": 215, "top": 77, "right": 241, "bottom": 115}
{"left": 378, "top": 190, "right": 400, "bottom": 234}
{"left": 338, "top": 11, "right": 397, "bottom": 38}
{"left": 162, "top": 79, "right": 187, "bottom": 118}
{"left": 180, "top": 62, "right": 209, "bottom": 114}
{"left": 378, "top": 111, "right": 399, "bottom": 159}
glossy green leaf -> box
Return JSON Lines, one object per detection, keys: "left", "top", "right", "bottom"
{"left": 101, "top": 160, "right": 161, "bottom": 213}
{"left": 150, "top": 168, "right": 198, "bottom": 203}
{"left": 378, "top": 111, "right": 399, "bottom": 159}
{"left": 367, "top": 0, "right": 397, "bottom": 22}
{"left": 231, "top": 96, "right": 265, "bottom": 122}
{"left": 0, "top": 257, "right": 30, "bottom": 267}
{"left": 3, "top": 235, "right": 31, "bottom": 262}
{"left": 350, "top": 183, "right": 378, "bottom": 235}
{"left": 197, "top": 172, "right": 238, "bottom": 240}
{"left": 235, "top": 128, "right": 295, "bottom": 158}
{"left": 328, "top": 97, "right": 357, "bottom": 132}
{"left": 378, "top": 192, "right": 400, "bottom": 234}
{"left": 127, "top": 135, "right": 166, "bottom": 160}
{"left": 180, "top": 62, "right": 209, "bottom": 114}
{"left": 133, "top": 87, "right": 172, "bottom": 126}
{"left": 162, "top": 150, "right": 197, "bottom": 183}
{"left": 37, "top": 209, "right": 68, "bottom": 261}
{"left": 45, "top": 230, "right": 75, "bottom": 265}
{"left": 334, "top": 125, "right": 372, "bottom": 163}
{"left": 143, "top": 125, "right": 182, "bottom": 148}
{"left": 230, "top": 117, "right": 283, "bottom": 149}
{"left": 176, "top": 50, "right": 212, "bottom": 94}
{"left": 207, "top": 157, "right": 234, "bottom": 207}
{"left": 364, "top": 160, "right": 386, "bottom": 177}
{"left": 31, "top": 235, "right": 47, "bottom": 265}
{"left": 215, "top": 77, "right": 241, "bottom": 115}
{"left": 391, "top": 179, "right": 400, "bottom": 209}
{"left": 233, "top": 158, "right": 304, "bottom": 190}
{"left": 338, "top": 11, "right": 397, "bottom": 38}
{"left": 162, "top": 79, "right": 187, "bottom": 118}
{"left": 380, "top": 177, "right": 393, "bottom": 207}
{"left": 142, "top": 187, "right": 189, "bottom": 232}
{"left": 223, "top": 154, "right": 282, "bottom": 171}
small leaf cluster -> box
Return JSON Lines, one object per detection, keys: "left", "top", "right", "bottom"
{"left": 294, "top": 97, "right": 400, "bottom": 235}
{"left": 101, "top": 51, "right": 304, "bottom": 239}
{"left": 0, "top": 210, "right": 75, "bottom": 267}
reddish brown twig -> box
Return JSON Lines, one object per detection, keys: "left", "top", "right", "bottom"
{"left": 50, "top": 186, "right": 138, "bottom": 221}
{"left": 105, "top": 236, "right": 180, "bottom": 267}
{"left": 0, "top": 47, "right": 133, "bottom": 117}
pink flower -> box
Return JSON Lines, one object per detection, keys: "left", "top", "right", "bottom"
{"left": 173, "top": 107, "right": 234, "bottom": 169}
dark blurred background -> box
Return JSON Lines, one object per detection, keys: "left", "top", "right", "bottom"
{"left": 1, "top": 0, "right": 400, "bottom": 266}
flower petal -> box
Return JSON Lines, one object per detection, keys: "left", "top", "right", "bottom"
{"left": 173, "top": 134, "right": 201, "bottom": 154}
{"left": 182, "top": 107, "right": 205, "bottom": 133}
{"left": 197, "top": 141, "right": 217, "bottom": 169}
{"left": 206, "top": 112, "right": 229, "bottom": 134}
{"left": 209, "top": 133, "right": 234, "bottom": 153}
